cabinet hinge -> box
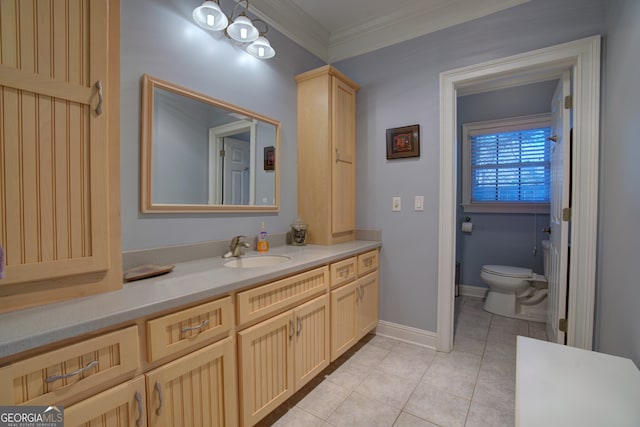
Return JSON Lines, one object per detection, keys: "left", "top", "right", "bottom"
{"left": 219, "top": 149, "right": 226, "bottom": 157}
{"left": 559, "top": 318, "right": 568, "bottom": 333}
{"left": 564, "top": 95, "right": 573, "bottom": 109}
{"left": 562, "top": 207, "right": 572, "bottom": 222}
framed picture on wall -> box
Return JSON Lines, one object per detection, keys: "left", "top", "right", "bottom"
{"left": 264, "top": 146, "right": 275, "bottom": 170}
{"left": 386, "top": 124, "right": 420, "bottom": 159}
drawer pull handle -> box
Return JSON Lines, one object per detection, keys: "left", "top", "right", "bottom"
{"left": 364, "top": 259, "right": 373, "bottom": 267}
{"left": 44, "top": 360, "right": 99, "bottom": 383}
{"left": 135, "top": 391, "right": 144, "bottom": 427}
{"left": 297, "top": 317, "right": 302, "bottom": 337}
{"left": 95, "top": 81, "right": 103, "bottom": 115}
{"left": 180, "top": 319, "right": 209, "bottom": 335}
{"left": 155, "top": 381, "right": 163, "bottom": 416}
{"left": 339, "top": 269, "right": 350, "bottom": 278}
{"left": 289, "top": 320, "right": 294, "bottom": 341}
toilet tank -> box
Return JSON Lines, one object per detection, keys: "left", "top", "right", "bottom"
{"left": 542, "top": 240, "right": 551, "bottom": 279}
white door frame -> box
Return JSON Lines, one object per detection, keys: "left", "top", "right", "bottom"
{"left": 437, "top": 36, "right": 601, "bottom": 351}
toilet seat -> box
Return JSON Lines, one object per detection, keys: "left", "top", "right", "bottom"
{"left": 482, "top": 265, "right": 532, "bottom": 278}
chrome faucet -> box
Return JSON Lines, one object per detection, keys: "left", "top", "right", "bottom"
{"left": 222, "top": 235, "right": 251, "bottom": 258}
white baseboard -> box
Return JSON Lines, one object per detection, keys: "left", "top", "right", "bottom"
{"left": 375, "top": 320, "right": 437, "bottom": 350}
{"left": 459, "top": 284, "right": 488, "bottom": 299}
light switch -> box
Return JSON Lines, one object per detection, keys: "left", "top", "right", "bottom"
{"left": 415, "top": 195, "right": 424, "bottom": 211}
{"left": 392, "top": 196, "right": 401, "bottom": 211}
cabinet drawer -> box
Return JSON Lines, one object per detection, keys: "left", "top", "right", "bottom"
{"left": 357, "top": 250, "right": 379, "bottom": 276}
{"left": 237, "top": 266, "right": 329, "bottom": 326}
{"left": 330, "top": 257, "right": 357, "bottom": 289}
{"left": 146, "top": 296, "right": 232, "bottom": 362}
{"left": 0, "top": 326, "right": 139, "bottom": 406}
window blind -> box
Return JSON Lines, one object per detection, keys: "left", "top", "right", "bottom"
{"left": 470, "top": 127, "right": 551, "bottom": 203}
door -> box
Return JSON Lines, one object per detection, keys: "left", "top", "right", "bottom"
{"left": 294, "top": 294, "right": 330, "bottom": 389}
{"left": 146, "top": 337, "right": 238, "bottom": 427}
{"left": 356, "top": 272, "right": 379, "bottom": 340}
{"left": 238, "top": 310, "right": 294, "bottom": 427}
{"left": 0, "top": 0, "right": 109, "bottom": 286}
{"left": 65, "top": 376, "right": 146, "bottom": 427}
{"left": 331, "top": 77, "right": 356, "bottom": 234}
{"left": 546, "top": 71, "right": 571, "bottom": 344}
{"left": 330, "top": 280, "right": 358, "bottom": 361}
{"left": 222, "top": 137, "right": 250, "bottom": 205}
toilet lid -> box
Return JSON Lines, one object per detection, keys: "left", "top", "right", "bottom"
{"left": 482, "top": 265, "right": 532, "bottom": 278}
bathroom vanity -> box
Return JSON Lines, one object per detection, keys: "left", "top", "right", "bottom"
{"left": 0, "top": 241, "right": 380, "bottom": 427}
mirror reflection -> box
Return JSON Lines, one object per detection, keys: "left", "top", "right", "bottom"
{"left": 140, "top": 74, "right": 280, "bottom": 213}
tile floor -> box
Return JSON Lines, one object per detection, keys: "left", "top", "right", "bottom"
{"left": 256, "top": 295, "right": 548, "bottom": 427}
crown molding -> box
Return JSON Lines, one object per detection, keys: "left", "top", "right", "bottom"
{"left": 251, "top": 0, "right": 529, "bottom": 63}
{"left": 249, "top": 0, "right": 330, "bottom": 61}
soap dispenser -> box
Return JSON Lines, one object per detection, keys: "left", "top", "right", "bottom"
{"left": 257, "top": 222, "right": 269, "bottom": 252}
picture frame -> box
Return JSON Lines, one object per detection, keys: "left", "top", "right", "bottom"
{"left": 386, "top": 124, "right": 420, "bottom": 159}
{"left": 264, "top": 146, "right": 275, "bottom": 170}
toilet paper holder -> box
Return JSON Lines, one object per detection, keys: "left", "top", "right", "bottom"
{"left": 464, "top": 216, "right": 471, "bottom": 223}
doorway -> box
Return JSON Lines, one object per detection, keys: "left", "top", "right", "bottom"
{"left": 437, "top": 36, "right": 601, "bottom": 352}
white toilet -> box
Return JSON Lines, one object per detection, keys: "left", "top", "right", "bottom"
{"left": 481, "top": 240, "right": 550, "bottom": 322}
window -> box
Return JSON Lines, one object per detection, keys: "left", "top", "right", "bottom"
{"left": 462, "top": 114, "right": 551, "bottom": 213}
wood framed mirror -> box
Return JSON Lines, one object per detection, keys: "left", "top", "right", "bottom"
{"left": 140, "top": 74, "right": 280, "bottom": 213}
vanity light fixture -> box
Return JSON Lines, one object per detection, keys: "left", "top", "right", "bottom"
{"left": 192, "top": 0, "right": 276, "bottom": 59}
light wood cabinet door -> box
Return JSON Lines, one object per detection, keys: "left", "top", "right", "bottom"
{"left": 294, "top": 294, "right": 330, "bottom": 390}
{"left": 330, "top": 280, "right": 358, "bottom": 362}
{"left": 356, "top": 271, "right": 379, "bottom": 340}
{"left": 65, "top": 376, "right": 146, "bottom": 427}
{"left": 331, "top": 77, "right": 357, "bottom": 235}
{"left": 146, "top": 336, "right": 238, "bottom": 427}
{"left": 296, "top": 65, "right": 359, "bottom": 245}
{"left": 0, "top": 0, "right": 121, "bottom": 312}
{"left": 238, "top": 310, "right": 294, "bottom": 427}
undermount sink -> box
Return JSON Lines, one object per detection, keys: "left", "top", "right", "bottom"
{"left": 223, "top": 255, "right": 291, "bottom": 268}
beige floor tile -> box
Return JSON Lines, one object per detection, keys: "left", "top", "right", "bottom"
{"left": 465, "top": 400, "right": 515, "bottom": 427}
{"left": 368, "top": 334, "right": 402, "bottom": 351}
{"left": 327, "top": 391, "right": 401, "bottom": 427}
{"left": 272, "top": 407, "right": 325, "bottom": 427}
{"left": 455, "top": 318, "right": 490, "bottom": 341}
{"left": 325, "top": 359, "right": 371, "bottom": 391}
{"left": 527, "top": 321, "right": 547, "bottom": 340}
{"left": 348, "top": 342, "right": 390, "bottom": 368}
{"left": 453, "top": 334, "right": 486, "bottom": 357}
{"left": 489, "top": 315, "right": 529, "bottom": 335}
{"left": 405, "top": 382, "right": 471, "bottom": 427}
{"left": 393, "top": 412, "right": 439, "bottom": 427}
{"left": 354, "top": 368, "right": 418, "bottom": 409}
{"left": 377, "top": 348, "right": 433, "bottom": 381}
{"left": 296, "top": 380, "right": 350, "bottom": 420}
{"left": 483, "top": 340, "right": 517, "bottom": 364}
{"left": 472, "top": 373, "right": 515, "bottom": 414}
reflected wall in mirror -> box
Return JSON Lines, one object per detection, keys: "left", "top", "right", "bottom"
{"left": 140, "top": 74, "right": 280, "bottom": 213}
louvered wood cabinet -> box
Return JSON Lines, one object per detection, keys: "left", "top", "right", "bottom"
{"left": 296, "top": 65, "right": 359, "bottom": 245}
{"left": 330, "top": 250, "right": 379, "bottom": 361}
{"left": 0, "top": 0, "right": 122, "bottom": 313}
{"left": 237, "top": 268, "right": 330, "bottom": 427}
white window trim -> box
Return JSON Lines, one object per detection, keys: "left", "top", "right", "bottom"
{"left": 462, "top": 113, "right": 551, "bottom": 214}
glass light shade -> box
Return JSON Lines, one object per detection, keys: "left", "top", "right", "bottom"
{"left": 247, "top": 36, "right": 275, "bottom": 59}
{"left": 227, "top": 15, "right": 259, "bottom": 42}
{"left": 192, "top": 1, "right": 228, "bottom": 31}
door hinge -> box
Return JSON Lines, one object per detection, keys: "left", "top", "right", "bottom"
{"left": 559, "top": 318, "right": 568, "bottom": 333}
{"left": 219, "top": 149, "right": 226, "bottom": 157}
{"left": 562, "top": 207, "right": 572, "bottom": 221}
{"left": 564, "top": 95, "right": 573, "bottom": 109}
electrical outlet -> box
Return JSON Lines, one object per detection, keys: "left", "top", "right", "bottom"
{"left": 415, "top": 195, "right": 424, "bottom": 211}
{"left": 392, "top": 196, "right": 401, "bottom": 211}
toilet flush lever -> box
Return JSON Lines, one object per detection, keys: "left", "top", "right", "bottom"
{"left": 542, "top": 227, "right": 551, "bottom": 234}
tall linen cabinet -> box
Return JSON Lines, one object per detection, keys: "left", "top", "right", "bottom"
{"left": 0, "top": 0, "right": 122, "bottom": 312}
{"left": 296, "top": 66, "right": 359, "bottom": 245}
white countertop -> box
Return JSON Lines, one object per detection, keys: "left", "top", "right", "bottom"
{"left": 0, "top": 241, "right": 380, "bottom": 359}
{"left": 516, "top": 336, "right": 640, "bottom": 426}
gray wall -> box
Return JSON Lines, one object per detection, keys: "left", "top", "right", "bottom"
{"left": 595, "top": 0, "right": 640, "bottom": 364}
{"left": 456, "top": 81, "right": 557, "bottom": 287}
{"left": 334, "top": 0, "right": 604, "bottom": 333}
{"left": 120, "top": 0, "right": 324, "bottom": 250}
